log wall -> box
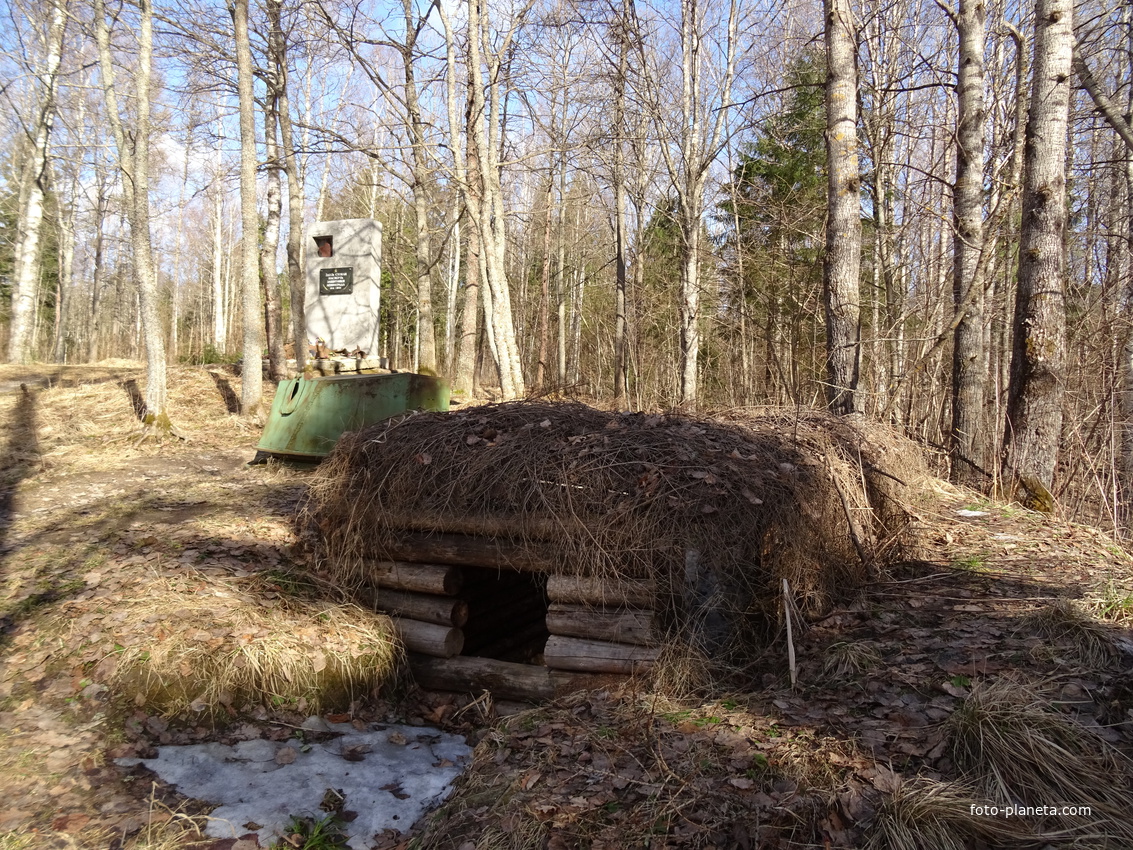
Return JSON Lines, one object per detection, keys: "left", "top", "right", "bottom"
{"left": 356, "top": 532, "right": 664, "bottom": 701}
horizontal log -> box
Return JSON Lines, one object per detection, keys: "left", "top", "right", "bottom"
{"left": 374, "top": 511, "right": 590, "bottom": 543}
{"left": 546, "top": 575, "right": 656, "bottom": 608}
{"left": 410, "top": 653, "right": 554, "bottom": 700}
{"left": 543, "top": 635, "right": 660, "bottom": 674}
{"left": 374, "top": 589, "right": 469, "bottom": 628}
{"left": 377, "top": 533, "right": 559, "bottom": 573}
{"left": 370, "top": 561, "right": 463, "bottom": 596}
{"left": 394, "top": 618, "right": 464, "bottom": 658}
{"left": 407, "top": 654, "right": 622, "bottom": 702}
{"left": 545, "top": 604, "right": 657, "bottom": 646}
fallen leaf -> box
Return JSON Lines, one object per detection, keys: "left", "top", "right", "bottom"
{"left": 381, "top": 782, "right": 411, "bottom": 800}
{"left": 341, "top": 744, "right": 372, "bottom": 762}
{"left": 52, "top": 813, "right": 91, "bottom": 831}
{"left": 275, "top": 747, "right": 297, "bottom": 765}
{"left": 388, "top": 732, "right": 407, "bottom": 745}
{"left": 729, "top": 777, "right": 755, "bottom": 790}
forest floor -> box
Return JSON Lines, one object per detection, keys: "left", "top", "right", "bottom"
{"left": 0, "top": 364, "right": 1131, "bottom": 850}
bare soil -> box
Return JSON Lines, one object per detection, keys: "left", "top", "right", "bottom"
{"left": 0, "top": 364, "right": 1130, "bottom": 849}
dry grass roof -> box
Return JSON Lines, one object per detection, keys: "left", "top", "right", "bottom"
{"left": 306, "top": 402, "right": 928, "bottom": 660}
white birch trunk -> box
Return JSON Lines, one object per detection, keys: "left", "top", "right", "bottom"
{"left": 231, "top": 0, "right": 263, "bottom": 417}
{"left": 96, "top": 0, "right": 169, "bottom": 427}
{"left": 823, "top": 0, "right": 862, "bottom": 415}
{"left": 268, "top": 0, "right": 306, "bottom": 369}
{"left": 8, "top": 0, "right": 67, "bottom": 364}
{"left": 950, "top": 0, "right": 989, "bottom": 483}
{"left": 1001, "top": 0, "right": 1073, "bottom": 502}
{"left": 464, "top": 0, "right": 527, "bottom": 398}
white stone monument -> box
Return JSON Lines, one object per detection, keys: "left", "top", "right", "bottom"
{"left": 305, "top": 218, "right": 382, "bottom": 355}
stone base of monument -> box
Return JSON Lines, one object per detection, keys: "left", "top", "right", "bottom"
{"left": 273, "top": 356, "right": 390, "bottom": 375}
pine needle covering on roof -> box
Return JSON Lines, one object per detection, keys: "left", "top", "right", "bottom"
{"left": 305, "top": 402, "right": 926, "bottom": 658}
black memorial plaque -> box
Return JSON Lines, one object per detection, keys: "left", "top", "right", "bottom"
{"left": 319, "top": 267, "right": 354, "bottom": 295}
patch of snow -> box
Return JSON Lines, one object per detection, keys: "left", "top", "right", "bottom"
{"left": 955, "top": 509, "right": 989, "bottom": 517}
{"left": 116, "top": 720, "right": 472, "bottom": 849}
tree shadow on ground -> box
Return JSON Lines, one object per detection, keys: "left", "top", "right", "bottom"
{"left": 208, "top": 370, "right": 241, "bottom": 414}
{"left": 0, "top": 385, "right": 41, "bottom": 557}
{"left": 0, "top": 478, "right": 308, "bottom": 652}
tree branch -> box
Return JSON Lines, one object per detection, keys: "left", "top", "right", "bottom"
{"left": 1072, "top": 41, "right": 1133, "bottom": 154}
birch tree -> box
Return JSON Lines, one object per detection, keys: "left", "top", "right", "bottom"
{"left": 266, "top": 0, "right": 307, "bottom": 369}
{"left": 824, "top": 0, "right": 862, "bottom": 414}
{"left": 638, "top": 0, "right": 740, "bottom": 407}
{"left": 949, "top": 0, "right": 989, "bottom": 483}
{"left": 438, "top": 0, "right": 530, "bottom": 398}
{"left": 94, "top": 0, "right": 171, "bottom": 429}
{"left": 1002, "top": 0, "right": 1073, "bottom": 506}
{"left": 611, "top": 0, "right": 633, "bottom": 406}
{"left": 7, "top": 0, "right": 67, "bottom": 363}
{"left": 230, "top": 0, "right": 263, "bottom": 416}
{"left": 259, "top": 39, "right": 286, "bottom": 380}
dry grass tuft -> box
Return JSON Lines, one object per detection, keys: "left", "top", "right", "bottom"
{"left": 0, "top": 830, "right": 43, "bottom": 850}
{"left": 822, "top": 640, "right": 881, "bottom": 680}
{"left": 117, "top": 792, "right": 212, "bottom": 850}
{"left": 947, "top": 678, "right": 1133, "bottom": 844}
{"left": 305, "top": 402, "right": 926, "bottom": 666}
{"left": 1090, "top": 581, "right": 1133, "bottom": 625}
{"left": 55, "top": 570, "right": 401, "bottom": 717}
{"left": 865, "top": 777, "right": 1033, "bottom": 850}
{"left": 649, "top": 642, "right": 721, "bottom": 698}
{"left": 1023, "top": 600, "right": 1115, "bottom": 669}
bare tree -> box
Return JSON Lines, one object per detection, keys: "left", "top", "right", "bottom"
{"left": 1073, "top": 15, "right": 1133, "bottom": 528}
{"left": 438, "top": 0, "right": 531, "bottom": 398}
{"left": 95, "top": 0, "right": 171, "bottom": 429}
{"left": 824, "top": 0, "right": 862, "bottom": 414}
{"left": 611, "top": 0, "right": 633, "bottom": 406}
{"left": 1001, "top": 0, "right": 1073, "bottom": 507}
{"left": 398, "top": 0, "right": 438, "bottom": 373}
{"left": 266, "top": 0, "right": 307, "bottom": 370}
{"left": 8, "top": 0, "right": 67, "bottom": 364}
{"left": 948, "top": 0, "right": 989, "bottom": 483}
{"left": 230, "top": 0, "right": 263, "bottom": 417}
{"left": 437, "top": 1, "right": 480, "bottom": 395}
{"left": 260, "top": 54, "right": 286, "bottom": 380}
{"left": 636, "top": 0, "right": 740, "bottom": 407}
